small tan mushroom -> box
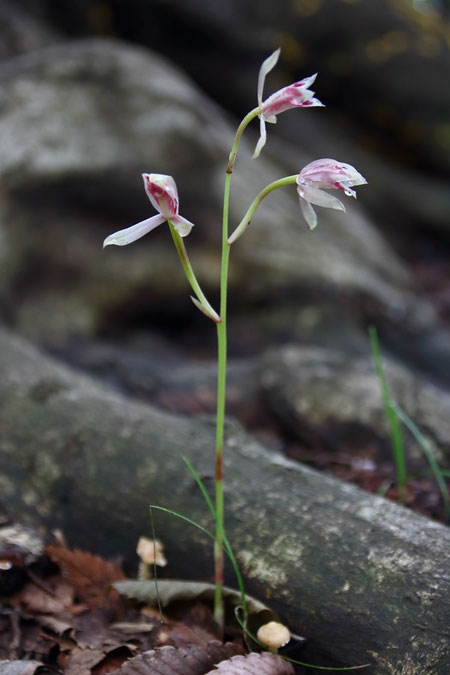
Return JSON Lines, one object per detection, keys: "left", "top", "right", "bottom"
{"left": 136, "top": 537, "right": 167, "bottom": 579}
{"left": 257, "top": 620, "right": 291, "bottom": 652}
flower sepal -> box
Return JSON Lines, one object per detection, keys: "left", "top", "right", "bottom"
{"left": 190, "top": 296, "right": 221, "bottom": 323}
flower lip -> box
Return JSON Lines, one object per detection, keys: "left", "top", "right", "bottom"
{"left": 143, "top": 173, "right": 179, "bottom": 220}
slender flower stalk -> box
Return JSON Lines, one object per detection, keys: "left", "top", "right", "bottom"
{"left": 227, "top": 107, "right": 260, "bottom": 173}
{"left": 228, "top": 175, "right": 298, "bottom": 244}
{"left": 167, "top": 221, "right": 220, "bottom": 323}
{"left": 214, "top": 104, "right": 265, "bottom": 629}
{"left": 213, "top": 171, "right": 231, "bottom": 631}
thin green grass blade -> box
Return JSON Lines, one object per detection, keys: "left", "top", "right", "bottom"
{"left": 149, "top": 506, "right": 163, "bottom": 620}
{"left": 150, "top": 505, "right": 215, "bottom": 541}
{"left": 391, "top": 402, "right": 450, "bottom": 519}
{"left": 406, "top": 469, "right": 450, "bottom": 480}
{"left": 369, "top": 326, "right": 407, "bottom": 497}
{"left": 182, "top": 456, "right": 216, "bottom": 518}
{"left": 376, "top": 480, "right": 391, "bottom": 497}
{"left": 233, "top": 612, "right": 368, "bottom": 671}
{"left": 182, "top": 456, "right": 247, "bottom": 615}
{"left": 150, "top": 498, "right": 247, "bottom": 617}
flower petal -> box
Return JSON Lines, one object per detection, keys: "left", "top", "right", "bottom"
{"left": 171, "top": 214, "right": 195, "bottom": 237}
{"left": 261, "top": 75, "right": 324, "bottom": 117}
{"left": 301, "top": 186, "right": 346, "bottom": 211}
{"left": 299, "top": 73, "right": 318, "bottom": 89}
{"left": 103, "top": 214, "right": 165, "bottom": 247}
{"left": 299, "top": 159, "right": 366, "bottom": 188}
{"left": 257, "top": 48, "right": 281, "bottom": 107}
{"left": 252, "top": 115, "right": 267, "bottom": 159}
{"left": 299, "top": 196, "right": 318, "bottom": 230}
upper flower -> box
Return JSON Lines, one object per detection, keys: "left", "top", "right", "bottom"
{"left": 296, "top": 159, "right": 367, "bottom": 230}
{"left": 253, "top": 48, "right": 324, "bottom": 159}
{"left": 103, "top": 173, "right": 194, "bottom": 247}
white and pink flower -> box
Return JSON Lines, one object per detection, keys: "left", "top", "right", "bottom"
{"left": 253, "top": 48, "right": 324, "bottom": 159}
{"left": 296, "top": 159, "right": 367, "bottom": 229}
{"left": 103, "top": 173, "right": 194, "bottom": 247}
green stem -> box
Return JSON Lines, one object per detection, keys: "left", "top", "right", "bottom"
{"left": 168, "top": 220, "right": 220, "bottom": 322}
{"left": 214, "top": 107, "right": 260, "bottom": 630}
{"left": 228, "top": 174, "right": 298, "bottom": 244}
{"left": 226, "top": 107, "right": 260, "bottom": 173}
{"left": 369, "top": 326, "right": 407, "bottom": 504}
{"left": 213, "top": 171, "right": 231, "bottom": 631}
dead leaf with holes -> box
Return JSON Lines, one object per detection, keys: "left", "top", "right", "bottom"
{"left": 205, "top": 651, "right": 295, "bottom": 674}
{"left": 109, "top": 641, "right": 243, "bottom": 674}
{"left": 14, "top": 576, "right": 74, "bottom": 615}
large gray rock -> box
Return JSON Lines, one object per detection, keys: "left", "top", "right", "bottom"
{"left": 0, "top": 0, "right": 59, "bottom": 61}
{"left": 0, "top": 327, "right": 449, "bottom": 673}
{"left": 260, "top": 344, "right": 450, "bottom": 465}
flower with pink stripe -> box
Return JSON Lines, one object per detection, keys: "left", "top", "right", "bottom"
{"left": 296, "top": 159, "right": 367, "bottom": 229}
{"left": 253, "top": 48, "right": 324, "bottom": 159}
{"left": 103, "top": 174, "right": 194, "bottom": 247}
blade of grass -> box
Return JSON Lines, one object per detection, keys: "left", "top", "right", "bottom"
{"left": 233, "top": 612, "right": 369, "bottom": 671}
{"left": 369, "top": 325, "right": 407, "bottom": 503}
{"left": 182, "top": 456, "right": 247, "bottom": 616}
{"left": 391, "top": 402, "right": 450, "bottom": 520}
{"left": 150, "top": 505, "right": 215, "bottom": 541}
{"left": 376, "top": 480, "right": 392, "bottom": 497}
{"left": 150, "top": 497, "right": 247, "bottom": 617}
{"left": 149, "top": 506, "right": 164, "bottom": 619}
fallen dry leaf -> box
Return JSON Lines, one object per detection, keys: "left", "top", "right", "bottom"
{"left": 46, "top": 546, "right": 125, "bottom": 609}
{"left": 92, "top": 647, "right": 133, "bottom": 674}
{"left": 33, "top": 614, "right": 73, "bottom": 636}
{"left": 0, "top": 661, "right": 45, "bottom": 675}
{"left": 15, "top": 577, "right": 74, "bottom": 615}
{"left": 72, "top": 608, "right": 127, "bottom": 650}
{"left": 205, "top": 652, "right": 295, "bottom": 674}
{"left": 151, "top": 620, "right": 217, "bottom": 648}
{"left": 109, "top": 641, "right": 243, "bottom": 674}
{"left": 165, "top": 600, "right": 219, "bottom": 638}
{"left": 63, "top": 647, "right": 107, "bottom": 675}
{"left": 114, "top": 580, "right": 268, "bottom": 614}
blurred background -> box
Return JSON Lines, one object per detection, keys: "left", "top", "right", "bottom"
{"left": 0, "top": 0, "right": 449, "bottom": 431}
{"left": 1, "top": 1, "right": 448, "bottom": 313}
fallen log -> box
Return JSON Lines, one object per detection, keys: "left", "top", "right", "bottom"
{"left": 0, "top": 329, "right": 448, "bottom": 673}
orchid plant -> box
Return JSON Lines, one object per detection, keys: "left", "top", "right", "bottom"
{"left": 104, "top": 48, "right": 366, "bottom": 632}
